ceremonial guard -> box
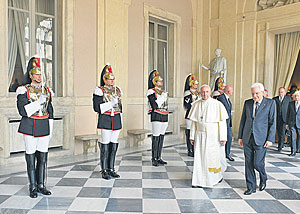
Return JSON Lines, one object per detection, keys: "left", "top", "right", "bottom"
{"left": 212, "top": 77, "right": 225, "bottom": 98}
{"left": 16, "top": 56, "right": 53, "bottom": 198}
{"left": 147, "top": 70, "right": 169, "bottom": 166}
{"left": 93, "top": 64, "right": 122, "bottom": 180}
{"left": 183, "top": 74, "right": 200, "bottom": 157}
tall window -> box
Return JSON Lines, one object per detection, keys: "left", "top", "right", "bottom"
{"left": 149, "top": 17, "right": 174, "bottom": 96}
{"left": 8, "top": 0, "right": 61, "bottom": 95}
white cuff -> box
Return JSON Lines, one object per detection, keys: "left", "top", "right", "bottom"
{"left": 100, "top": 102, "right": 113, "bottom": 113}
{"left": 24, "top": 101, "right": 41, "bottom": 117}
{"left": 49, "top": 119, "right": 54, "bottom": 138}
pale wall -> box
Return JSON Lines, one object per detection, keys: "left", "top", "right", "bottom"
{"left": 74, "top": 0, "right": 97, "bottom": 135}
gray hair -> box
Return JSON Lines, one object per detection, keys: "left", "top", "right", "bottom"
{"left": 200, "top": 84, "right": 211, "bottom": 91}
{"left": 251, "top": 83, "right": 264, "bottom": 92}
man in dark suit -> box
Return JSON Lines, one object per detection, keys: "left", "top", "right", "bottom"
{"left": 217, "top": 85, "right": 234, "bottom": 161}
{"left": 238, "top": 83, "right": 276, "bottom": 195}
{"left": 273, "top": 87, "right": 292, "bottom": 151}
{"left": 286, "top": 90, "right": 300, "bottom": 156}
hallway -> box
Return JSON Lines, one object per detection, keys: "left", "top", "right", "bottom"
{"left": 0, "top": 139, "right": 300, "bottom": 213}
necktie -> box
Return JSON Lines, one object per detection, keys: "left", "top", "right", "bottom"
{"left": 297, "top": 102, "right": 299, "bottom": 112}
{"left": 255, "top": 102, "right": 260, "bottom": 117}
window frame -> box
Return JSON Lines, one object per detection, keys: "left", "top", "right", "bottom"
{"left": 149, "top": 18, "right": 169, "bottom": 92}
{"left": 7, "top": 0, "right": 59, "bottom": 95}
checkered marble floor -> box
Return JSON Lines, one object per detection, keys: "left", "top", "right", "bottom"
{"left": 0, "top": 141, "right": 300, "bottom": 214}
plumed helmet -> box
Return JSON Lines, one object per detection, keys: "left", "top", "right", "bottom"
{"left": 148, "top": 70, "right": 163, "bottom": 89}
{"left": 22, "top": 57, "right": 41, "bottom": 85}
{"left": 100, "top": 64, "right": 115, "bottom": 86}
{"left": 184, "top": 74, "right": 198, "bottom": 92}
{"left": 213, "top": 77, "right": 225, "bottom": 92}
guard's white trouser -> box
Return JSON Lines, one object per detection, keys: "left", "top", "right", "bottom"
{"left": 24, "top": 135, "right": 50, "bottom": 154}
{"left": 151, "top": 122, "right": 168, "bottom": 136}
{"left": 101, "top": 129, "right": 121, "bottom": 144}
{"left": 186, "top": 119, "right": 192, "bottom": 130}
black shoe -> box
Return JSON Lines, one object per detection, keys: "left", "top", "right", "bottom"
{"left": 289, "top": 152, "right": 296, "bottom": 156}
{"left": 37, "top": 187, "right": 52, "bottom": 195}
{"left": 244, "top": 189, "right": 256, "bottom": 195}
{"left": 226, "top": 155, "right": 235, "bottom": 161}
{"left": 188, "top": 151, "right": 194, "bottom": 157}
{"left": 109, "top": 170, "right": 120, "bottom": 178}
{"left": 157, "top": 159, "right": 167, "bottom": 165}
{"left": 29, "top": 189, "right": 38, "bottom": 198}
{"left": 259, "top": 182, "right": 266, "bottom": 191}
{"left": 152, "top": 159, "right": 159, "bottom": 167}
{"left": 278, "top": 148, "right": 282, "bottom": 152}
{"left": 102, "top": 170, "right": 111, "bottom": 180}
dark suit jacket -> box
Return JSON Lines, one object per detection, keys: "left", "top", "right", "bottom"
{"left": 286, "top": 101, "right": 300, "bottom": 128}
{"left": 217, "top": 93, "right": 232, "bottom": 127}
{"left": 273, "top": 95, "right": 292, "bottom": 123}
{"left": 238, "top": 97, "right": 276, "bottom": 146}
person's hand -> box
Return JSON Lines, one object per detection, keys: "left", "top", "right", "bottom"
{"left": 238, "top": 139, "right": 243, "bottom": 146}
{"left": 190, "top": 139, "right": 194, "bottom": 145}
{"left": 220, "top": 141, "right": 226, "bottom": 146}
{"left": 264, "top": 141, "right": 273, "bottom": 148}
{"left": 111, "top": 97, "right": 118, "bottom": 106}
{"left": 286, "top": 125, "right": 289, "bottom": 131}
{"left": 37, "top": 95, "right": 46, "bottom": 105}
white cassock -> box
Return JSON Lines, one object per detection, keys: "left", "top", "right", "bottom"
{"left": 188, "top": 97, "right": 228, "bottom": 187}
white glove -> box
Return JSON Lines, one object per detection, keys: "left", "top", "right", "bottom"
{"left": 37, "top": 95, "right": 46, "bottom": 105}
{"left": 162, "top": 92, "right": 168, "bottom": 101}
{"left": 111, "top": 97, "right": 118, "bottom": 106}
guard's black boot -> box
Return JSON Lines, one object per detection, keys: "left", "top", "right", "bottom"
{"left": 185, "top": 129, "right": 194, "bottom": 157}
{"left": 98, "top": 142, "right": 111, "bottom": 180}
{"left": 25, "top": 153, "right": 38, "bottom": 198}
{"left": 157, "top": 135, "right": 167, "bottom": 165}
{"left": 152, "top": 136, "right": 160, "bottom": 167}
{"left": 35, "top": 151, "right": 51, "bottom": 195}
{"left": 108, "top": 142, "right": 120, "bottom": 178}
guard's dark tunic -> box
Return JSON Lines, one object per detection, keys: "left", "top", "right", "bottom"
{"left": 93, "top": 86, "right": 122, "bottom": 130}
{"left": 147, "top": 88, "right": 169, "bottom": 122}
{"left": 17, "top": 85, "right": 53, "bottom": 137}
{"left": 184, "top": 89, "right": 200, "bottom": 119}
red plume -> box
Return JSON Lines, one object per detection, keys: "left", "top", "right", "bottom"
{"left": 191, "top": 76, "right": 195, "bottom": 80}
{"left": 108, "top": 65, "right": 113, "bottom": 73}
{"left": 35, "top": 58, "right": 41, "bottom": 68}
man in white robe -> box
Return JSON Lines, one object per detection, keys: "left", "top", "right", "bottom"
{"left": 189, "top": 85, "right": 228, "bottom": 187}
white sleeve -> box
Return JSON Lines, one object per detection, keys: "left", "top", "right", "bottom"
{"left": 219, "top": 119, "right": 227, "bottom": 142}
{"left": 100, "top": 102, "right": 113, "bottom": 113}
{"left": 190, "top": 121, "right": 197, "bottom": 140}
{"left": 94, "top": 87, "right": 103, "bottom": 96}
{"left": 24, "top": 101, "right": 41, "bottom": 117}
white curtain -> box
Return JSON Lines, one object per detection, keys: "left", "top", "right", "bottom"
{"left": 8, "top": 0, "right": 29, "bottom": 85}
{"left": 273, "top": 31, "right": 300, "bottom": 94}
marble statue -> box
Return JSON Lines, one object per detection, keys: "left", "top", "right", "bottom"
{"left": 258, "top": 0, "right": 299, "bottom": 10}
{"left": 200, "top": 48, "right": 227, "bottom": 91}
